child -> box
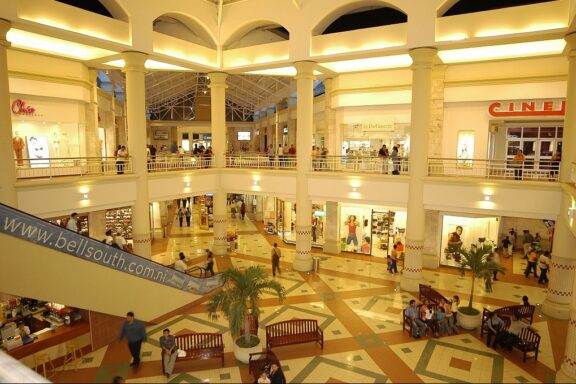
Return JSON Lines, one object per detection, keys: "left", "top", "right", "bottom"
{"left": 258, "top": 371, "right": 271, "bottom": 384}
{"left": 386, "top": 255, "right": 392, "bottom": 272}
{"left": 451, "top": 295, "right": 460, "bottom": 326}
{"left": 436, "top": 307, "right": 448, "bottom": 336}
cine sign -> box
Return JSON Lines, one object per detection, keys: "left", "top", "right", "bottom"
{"left": 488, "top": 100, "right": 565, "bottom": 117}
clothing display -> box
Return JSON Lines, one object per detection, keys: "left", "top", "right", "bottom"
{"left": 12, "top": 135, "right": 25, "bottom": 165}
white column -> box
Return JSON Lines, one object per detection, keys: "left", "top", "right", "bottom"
{"left": 85, "top": 68, "right": 100, "bottom": 158}
{"left": 209, "top": 72, "right": 228, "bottom": 256}
{"left": 323, "top": 201, "right": 340, "bottom": 254}
{"left": 293, "top": 61, "right": 316, "bottom": 272}
{"left": 551, "top": 32, "right": 576, "bottom": 384}
{"left": 543, "top": 32, "right": 576, "bottom": 320}
{"left": 323, "top": 78, "right": 338, "bottom": 157}
{"left": 0, "top": 19, "right": 17, "bottom": 207}
{"left": 400, "top": 48, "right": 436, "bottom": 292}
{"left": 122, "top": 51, "right": 151, "bottom": 258}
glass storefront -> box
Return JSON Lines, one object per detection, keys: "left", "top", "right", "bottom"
{"left": 439, "top": 214, "right": 500, "bottom": 268}
{"left": 339, "top": 204, "right": 406, "bottom": 257}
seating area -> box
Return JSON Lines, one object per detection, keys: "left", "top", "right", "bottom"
{"left": 167, "top": 332, "right": 224, "bottom": 373}
{"left": 512, "top": 327, "right": 541, "bottom": 362}
{"left": 480, "top": 305, "right": 536, "bottom": 338}
{"left": 265, "top": 319, "right": 324, "bottom": 351}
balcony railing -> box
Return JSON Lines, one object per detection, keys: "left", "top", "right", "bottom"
{"left": 428, "top": 158, "right": 560, "bottom": 182}
{"left": 315, "top": 156, "right": 409, "bottom": 174}
{"left": 226, "top": 155, "right": 297, "bottom": 170}
{"left": 15, "top": 157, "right": 132, "bottom": 179}
{"left": 148, "top": 155, "right": 212, "bottom": 172}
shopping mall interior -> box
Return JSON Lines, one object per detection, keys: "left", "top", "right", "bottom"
{"left": 1, "top": 0, "right": 576, "bottom": 383}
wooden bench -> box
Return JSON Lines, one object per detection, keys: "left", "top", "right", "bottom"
{"left": 248, "top": 351, "right": 286, "bottom": 383}
{"left": 167, "top": 332, "right": 224, "bottom": 373}
{"left": 480, "top": 306, "right": 535, "bottom": 338}
{"left": 419, "top": 284, "right": 451, "bottom": 306}
{"left": 402, "top": 305, "right": 421, "bottom": 335}
{"left": 512, "top": 327, "right": 541, "bottom": 362}
{"left": 265, "top": 319, "right": 323, "bottom": 350}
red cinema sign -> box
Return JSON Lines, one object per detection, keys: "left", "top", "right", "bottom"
{"left": 488, "top": 100, "right": 566, "bottom": 117}
{"left": 11, "top": 99, "right": 36, "bottom": 115}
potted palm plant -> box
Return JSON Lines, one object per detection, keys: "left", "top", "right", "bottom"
{"left": 456, "top": 243, "right": 506, "bottom": 330}
{"left": 208, "top": 266, "right": 286, "bottom": 363}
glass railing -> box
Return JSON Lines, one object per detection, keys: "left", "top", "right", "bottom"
{"left": 15, "top": 157, "right": 132, "bottom": 179}
{"left": 428, "top": 158, "right": 560, "bottom": 182}
{"left": 315, "top": 156, "right": 409, "bottom": 174}
{"left": 226, "top": 154, "right": 297, "bottom": 170}
{"left": 147, "top": 155, "right": 212, "bottom": 172}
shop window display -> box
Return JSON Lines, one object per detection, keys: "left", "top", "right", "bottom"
{"left": 440, "top": 214, "right": 499, "bottom": 268}
{"left": 106, "top": 208, "right": 133, "bottom": 239}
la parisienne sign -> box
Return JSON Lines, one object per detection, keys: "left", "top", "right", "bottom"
{"left": 488, "top": 100, "right": 566, "bottom": 117}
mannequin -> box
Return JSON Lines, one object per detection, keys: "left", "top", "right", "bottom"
{"left": 13, "top": 131, "right": 25, "bottom": 165}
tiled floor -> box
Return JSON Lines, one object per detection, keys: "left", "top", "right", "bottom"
{"left": 50, "top": 210, "right": 566, "bottom": 383}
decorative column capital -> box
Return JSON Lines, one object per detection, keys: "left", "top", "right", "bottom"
{"left": 566, "top": 32, "right": 576, "bottom": 58}
{"left": 294, "top": 61, "right": 316, "bottom": 80}
{"left": 409, "top": 47, "right": 438, "bottom": 69}
{"left": 208, "top": 72, "right": 228, "bottom": 88}
{"left": 121, "top": 51, "right": 147, "bottom": 73}
{"left": 0, "top": 19, "right": 12, "bottom": 49}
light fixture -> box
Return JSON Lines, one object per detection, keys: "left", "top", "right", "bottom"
{"left": 81, "top": 193, "right": 89, "bottom": 200}
{"left": 244, "top": 67, "right": 323, "bottom": 77}
{"left": 484, "top": 194, "right": 492, "bottom": 201}
{"left": 321, "top": 54, "right": 413, "bottom": 73}
{"left": 438, "top": 39, "right": 566, "bottom": 63}
{"left": 352, "top": 186, "right": 358, "bottom": 193}
{"left": 568, "top": 207, "right": 575, "bottom": 219}
{"left": 253, "top": 180, "right": 260, "bottom": 186}
{"left": 185, "top": 181, "right": 191, "bottom": 188}
{"left": 103, "top": 59, "right": 192, "bottom": 71}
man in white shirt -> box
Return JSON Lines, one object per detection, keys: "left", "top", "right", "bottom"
{"left": 66, "top": 212, "right": 79, "bottom": 233}
{"left": 174, "top": 252, "right": 187, "bottom": 273}
{"left": 114, "top": 231, "right": 128, "bottom": 251}
{"left": 538, "top": 251, "right": 551, "bottom": 284}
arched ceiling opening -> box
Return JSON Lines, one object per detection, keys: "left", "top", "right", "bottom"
{"left": 312, "top": 1, "right": 407, "bottom": 36}
{"left": 224, "top": 20, "right": 290, "bottom": 50}
{"left": 55, "top": 0, "right": 128, "bottom": 21}
{"left": 153, "top": 13, "right": 217, "bottom": 49}
{"left": 440, "top": 0, "right": 556, "bottom": 17}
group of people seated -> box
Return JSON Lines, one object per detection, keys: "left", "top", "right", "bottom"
{"left": 405, "top": 296, "right": 460, "bottom": 338}
{"left": 257, "top": 363, "right": 285, "bottom": 384}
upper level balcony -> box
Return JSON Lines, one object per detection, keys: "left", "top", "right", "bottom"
{"left": 14, "top": 155, "right": 562, "bottom": 183}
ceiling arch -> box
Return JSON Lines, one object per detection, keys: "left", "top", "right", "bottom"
{"left": 223, "top": 19, "right": 291, "bottom": 49}
{"left": 311, "top": 0, "right": 408, "bottom": 36}
{"left": 151, "top": 11, "right": 218, "bottom": 49}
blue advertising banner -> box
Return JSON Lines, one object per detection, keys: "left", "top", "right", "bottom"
{"left": 0, "top": 204, "right": 222, "bottom": 294}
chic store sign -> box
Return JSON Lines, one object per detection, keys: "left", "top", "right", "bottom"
{"left": 11, "top": 99, "right": 37, "bottom": 116}
{"left": 488, "top": 100, "right": 566, "bottom": 117}
{"left": 0, "top": 203, "right": 223, "bottom": 294}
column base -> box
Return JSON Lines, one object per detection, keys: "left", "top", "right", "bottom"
{"left": 556, "top": 368, "right": 576, "bottom": 383}
{"left": 423, "top": 253, "right": 439, "bottom": 269}
{"left": 213, "top": 242, "right": 228, "bottom": 256}
{"left": 293, "top": 258, "right": 313, "bottom": 272}
{"left": 323, "top": 240, "right": 340, "bottom": 255}
{"left": 400, "top": 274, "right": 425, "bottom": 293}
{"left": 542, "top": 299, "right": 571, "bottom": 320}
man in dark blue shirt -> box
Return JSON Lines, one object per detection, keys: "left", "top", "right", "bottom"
{"left": 119, "top": 311, "right": 147, "bottom": 366}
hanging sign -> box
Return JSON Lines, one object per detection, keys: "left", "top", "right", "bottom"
{"left": 488, "top": 100, "right": 565, "bottom": 117}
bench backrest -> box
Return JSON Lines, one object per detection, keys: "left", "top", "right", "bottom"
{"left": 518, "top": 327, "right": 540, "bottom": 344}
{"left": 492, "top": 305, "right": 535, "bottom": 324}
{"left": 419, "top": 284, "right": 451, "bottom": 306}
{"left": 266, "top": 319, "right": 319, "bottom": 337}
{"left": 175, "top": 333, "right": 223, "bottom": 350}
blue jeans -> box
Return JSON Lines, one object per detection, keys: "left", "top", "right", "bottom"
{"left": 346, "top": 235, "right": 358, "bottom": 246}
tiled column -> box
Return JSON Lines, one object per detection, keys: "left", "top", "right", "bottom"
{"left": 544, "top": 33, "right": 576, "bottom": 320}
{"left": 0, "top": 19, "right": 17, "bottom": 207}
{"left": 88, "top": 210, "right": 106, "bottom": 239}
{"left": 323, "top": 201, "right": 340, "bottom": 254}
{"left": 400, "top": 48, "right": 436, "bottom": 292}
{"left": 209, "top": 72, "right": 228, "bottom": 256}
{"left": 85, "top": 68, "right": 100, "bottom": 158}
{"left": 293, "top": 61, "right": 316, "bottom": 272}
{"left": 122, "top": 52, "right": 151, "bottom": 258}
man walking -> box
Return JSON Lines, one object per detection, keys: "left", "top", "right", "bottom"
{"left": 271, "top": 243, "right": 282, "bottom": 277}
{"left": 538, "top": 251, "right": 550, "bottom": 284}
{"left": 119, "top": 311, "right": 147, "bottom": 367}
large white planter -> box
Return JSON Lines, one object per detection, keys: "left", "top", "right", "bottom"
{"left": 458, "top": 309, "right": 482, "bottom": 330}
{"left": 233, "top": 336, "right": 262, "bottom": 364}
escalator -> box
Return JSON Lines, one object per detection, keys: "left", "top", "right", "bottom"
{"left": 0, "top": 203, "right": 222, "bottom": 321}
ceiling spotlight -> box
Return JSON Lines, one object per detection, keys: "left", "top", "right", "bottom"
{"left": 484, "top": 194, "right": 491, "bottom": 201}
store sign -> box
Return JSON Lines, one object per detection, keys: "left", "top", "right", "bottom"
{"left": 11, "top": 99, "right": 36, "bottom": 115}
{"left": 488, "top": 100, "right": 566, "bottom": 117}
{"left": 0, "top": 203, "right": 223, "bottom": 294}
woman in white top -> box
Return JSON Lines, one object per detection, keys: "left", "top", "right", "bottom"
{"left": 174, "top": 252, "right": 187, "bottom": 273}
